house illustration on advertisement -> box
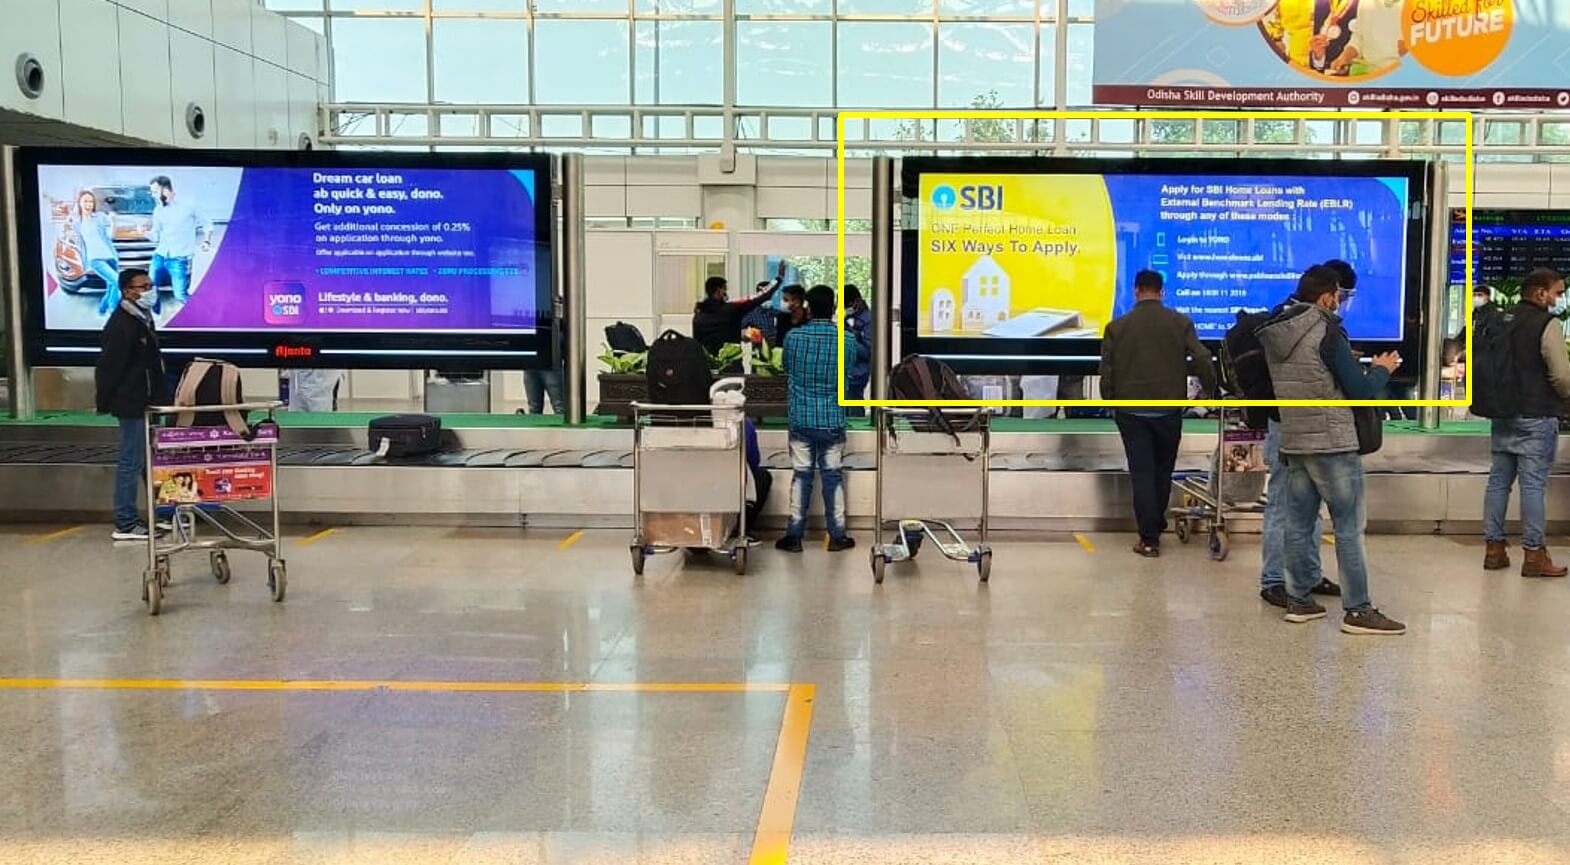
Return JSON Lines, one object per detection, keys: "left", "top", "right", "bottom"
{"left": 930, "top": 288, "right": 956, "bottom": 333}
{"left": 962, "top": 255, "right": 1011, "bottom": 329}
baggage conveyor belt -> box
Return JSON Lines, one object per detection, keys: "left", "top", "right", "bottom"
{"left": 0, "top": 418, "right": 1544, "bottom": 529}
{"left": 0, "top": 441, "right": 1500, "bottom": 474}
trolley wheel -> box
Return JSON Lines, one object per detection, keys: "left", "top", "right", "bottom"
{"left": 872, "top": 550, "right": 886, "bottom": 585}
{"left": 733, "top": 545, "right": 748, "bottom": 575}
{"left": 1174, "top": 519, "right": 1190, "bottom": 544}
{"left": 977, "top": 549, "right": 992, "bottom": 583}
{"left": 268, "top": 560, "right": 287, "bottom": 603}
{"left": 156, "top": 555, "right": 172, "bottom": 587}
{"left": 210, "top": 551, "right": 231, "bottom": 584}
{"left": 631, "top": 545, "right": 646, "bottom": 576}
{"left": 1209, "top": 527, "right": 1230, "bottom": 562}
{"left": 901, "top": 525, "right": 924, "bottom": 558}
{"left": 143, "top": 568, "right": 164, "bottom": 615}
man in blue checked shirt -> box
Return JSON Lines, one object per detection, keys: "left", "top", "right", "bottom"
{"left": 775, "top": 285, "right": 857, "bottom": 554}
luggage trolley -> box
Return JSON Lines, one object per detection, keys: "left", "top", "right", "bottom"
{"left": 870, "top": 408, "right": 993, "bottom": 584}
{"left": 1169, "top": 406, "right": 1268, "bottom": 562}
{"left": 629, "top": 402, "right": 751, "bottom": 576}
{"left": 141, "top": 401, "right": 287, "bottom": 615}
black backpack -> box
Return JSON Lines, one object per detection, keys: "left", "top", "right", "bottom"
{"left": 605, "top": 321, "right": 648, "bottom": 355}
{"left": 887, "top": 354, "right": 980, "bottom": 447}
{"left": 1470, "top": 307, "right": 1522, "bottom": 419}
{"left": 1222, "top": 308, "right": 1277, "bottom": 430}
{"left": 645, "top": 330, "right": 712, "bottom": 406}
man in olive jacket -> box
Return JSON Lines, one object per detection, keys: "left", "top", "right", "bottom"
{"left": 95, "top": 268, "right": 170, "bottom": 541}
{"left": 1100, "top": 270, "right": 1216, "bottom": 557}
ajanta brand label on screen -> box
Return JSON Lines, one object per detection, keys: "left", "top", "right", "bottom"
{"left": 1094, "top": 0, "right": 1569, "bottom": 109}
{"left": 915, "top": 172, "right": 1411, "bottom": 342}
{"left": 36, "top": 164, "right": 543, "bottom": 334}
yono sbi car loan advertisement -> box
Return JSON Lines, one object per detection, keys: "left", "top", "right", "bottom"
{"left": 916, "top": 172, "right": 1410, "bottom": 342}
{"left": 37, "top": 164, "right": 543, "bottom": 333}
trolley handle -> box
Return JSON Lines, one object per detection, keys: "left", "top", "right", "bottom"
{"left": 147, "top": 401, "right": 284, "bottom": 416}
{"left": 631, "top": 402, "right": 732, "bottom": 412}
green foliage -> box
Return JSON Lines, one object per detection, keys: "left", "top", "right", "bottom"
{"left": 598, "top": 344, "right": 646, "bottom": 374}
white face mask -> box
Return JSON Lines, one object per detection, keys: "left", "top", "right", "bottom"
{"left": 1473, "top": 296, "right": 1488, "bottom": 310}
{"left": 134, "top": 292, "right": 157, "bottom": 311}
{"left": 1552, "top": 295, "right": 1569, "bottom": 316}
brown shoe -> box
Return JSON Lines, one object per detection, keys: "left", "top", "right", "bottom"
{"left": 1521, "top": 547, "right": 1568, "bottom": 578}
{"left": 1132, "top": 542, "right": 1159, "bottom": 558}
{"left": 1484, "top": 540, "right": 1511, "bottom": 571}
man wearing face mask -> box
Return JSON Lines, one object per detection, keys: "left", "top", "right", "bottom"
{"left": 1482, "top": 268, "right": 1570, "bottom": 577}
{"left": 95, "top": 269, "right": 172, "bottom": 542}
{"left": 1258, "top": 265, "right": 1405, "bottom": 635}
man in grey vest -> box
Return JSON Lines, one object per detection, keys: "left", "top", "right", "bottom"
{"left": 1257, "top": 266, "right": 1405, "bottom": 635}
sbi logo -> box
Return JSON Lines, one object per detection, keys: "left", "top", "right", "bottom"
{"left": 932, "top": 184, "right": 1003, "bottom": 211}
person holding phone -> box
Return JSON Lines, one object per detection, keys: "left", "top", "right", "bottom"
{"left": 1257, "top": 265, "right": 1405, "bottom": 636}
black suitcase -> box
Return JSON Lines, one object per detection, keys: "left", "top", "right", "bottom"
{"left": 368, "top": 414, "right": 442, "bottom": 457}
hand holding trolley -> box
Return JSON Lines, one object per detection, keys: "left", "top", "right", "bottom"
{"left": 142, "top": 401, "right": 287, "bottom": 615}
{"left": 870, "top": 407, "right": 992, "bottom": 584}
{"left": 629, "top": 401, "right": 751, "bottom": 576}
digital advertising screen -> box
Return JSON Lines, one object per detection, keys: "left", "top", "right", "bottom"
{"left": 901, "top": 157, "right": 1430, "bottom": 373}
{"left": 19, "top": 148, "right": 555, "bottom": 369}
{"left": 1449, "top": 209, "right": 1570, "bottom": 289}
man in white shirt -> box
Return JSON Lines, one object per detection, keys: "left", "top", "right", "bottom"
{"left": 1330, "top": 0, "right": 1404, "bottom": 75}
{"left": 148, "top": 175, "right": 212, "bottom": 304}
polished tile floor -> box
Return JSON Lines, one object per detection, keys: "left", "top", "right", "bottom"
{"left": 3, "top": 524, "right": 1570, "bottom": 864}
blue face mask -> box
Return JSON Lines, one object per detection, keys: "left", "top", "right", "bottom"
{"left": 134, "top": 292, "right": 157, "bottom": 311}
{"left": 1552, "top": 295, "right": 1570, "bottom": 317}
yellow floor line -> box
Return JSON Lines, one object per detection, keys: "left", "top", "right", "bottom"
{"left": 0, "top": 677, "right": 793, "bottom": 694}
{"left": 557, "top": 530, "right": 584, "bottom": 551}
{"left": 749, "top": 683, "right": 816, "bottom": 865}
{"left": 296, "top": 527, "right": 338, "bottom": 547}
{"left": 28, "top": 526, "right": 82, "bottom": 544}
{"left": 1323, "top": 534, "right": 1336, "bottom": 546}
{"left": 1073, "top": 532, "right": 1095, "bottom": 553}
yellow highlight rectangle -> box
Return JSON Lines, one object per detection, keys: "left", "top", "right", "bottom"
{"left": 834, "top": 109, "right": 1475, "bottom": 409}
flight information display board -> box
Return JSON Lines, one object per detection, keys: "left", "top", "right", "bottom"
{"left": 1450, "top": 209, "right": 1570, "bottom": 288}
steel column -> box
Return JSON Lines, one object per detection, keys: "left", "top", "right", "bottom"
{"left": 1419, "top": 159, "right": 1450, "bottom": 430}
{"left": 871, "top": 156, "right": 895, "bottom": 401}
{"left": 2, "top": 147, "right": 33, "bottom": 420}
{"left": 561, "top": 153, "right": 588, "bottom": 424}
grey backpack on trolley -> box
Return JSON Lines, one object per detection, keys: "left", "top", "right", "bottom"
{"left": 172, "top": 357, "right": 253, "bottom": 439}
{"left": 886, "top": 354, "right": 981, "bottom": 448}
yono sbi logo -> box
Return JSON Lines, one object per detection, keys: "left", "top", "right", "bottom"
{"left": 931, "top": 185, "right": 957, "bottom": 210}
{"left": 264, "top": 281, "right": 306, "bottom": 325}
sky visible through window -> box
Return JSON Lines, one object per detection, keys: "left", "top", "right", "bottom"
{"left": 266, "top": 1, "right": 1094, "bottom": 110}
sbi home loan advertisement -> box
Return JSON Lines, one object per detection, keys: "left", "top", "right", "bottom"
{"left": 36, "top": 164, "right": 543, "bottom": 333}
{"left": 916, "top": 172, "right": 1410, "bottom": 342}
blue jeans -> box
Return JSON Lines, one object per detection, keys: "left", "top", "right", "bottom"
{"left": 151, "top": 253, "right": 192, "bottom": 303}
{"left": 786, "top": 428, "right": 847, "bottom": 541}
{"left": 1260, "top": 419, "right": 1322, "bottom": 590}
{"left": 89, "top": 259, "right": 121, "bottom": 315}
{"left": 1484, "top": 417, "right": 1560, "bottom": 550}
{"left": 1283, "top": 451, "right": 1372, "bottom": 612}
{"left": 524, "top": 369, "right": 565, "bottom": 415}
{"left": 115, "top": 416, "right": 148, "bottom": 530}
{"left": 845, "top": 375, "right": 868, "bottom": 418}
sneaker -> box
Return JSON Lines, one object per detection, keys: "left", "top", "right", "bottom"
{"left": 827, "top": 536, "right": 857, "bottom": 553}
{"left": 1341, "top": 608, "right": 1406, "bottom": 636}
{"left": 1259, "top": 584, "right": 1290, "bottom": 608}
{"left": 1284, "top": 598, "right": 1327, "bottom": 623}
{"left": 774, "top": 536, "right": 803, "bottom": 553}
{"left": 111, "top": 524, "right": 150, "bottom": 541}
{"left": 1310, "top": 578, "right": 1342, "bottom": 597}
{"left": 743, "top": 535, "right": 763, "bottom": 548}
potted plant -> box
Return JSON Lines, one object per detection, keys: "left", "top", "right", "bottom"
{"left": 594, "top": 338, "right": 790, "bottom": 421}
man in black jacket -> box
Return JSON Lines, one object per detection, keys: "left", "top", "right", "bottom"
{"left": 692, "top": 261, "right": 784, "bottom": 355}
{"left": 95, "top": 269, "right": 170, "bottom": 541}
{"left": 1100, "top": 270, "right": 1217, "bottom": 557}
